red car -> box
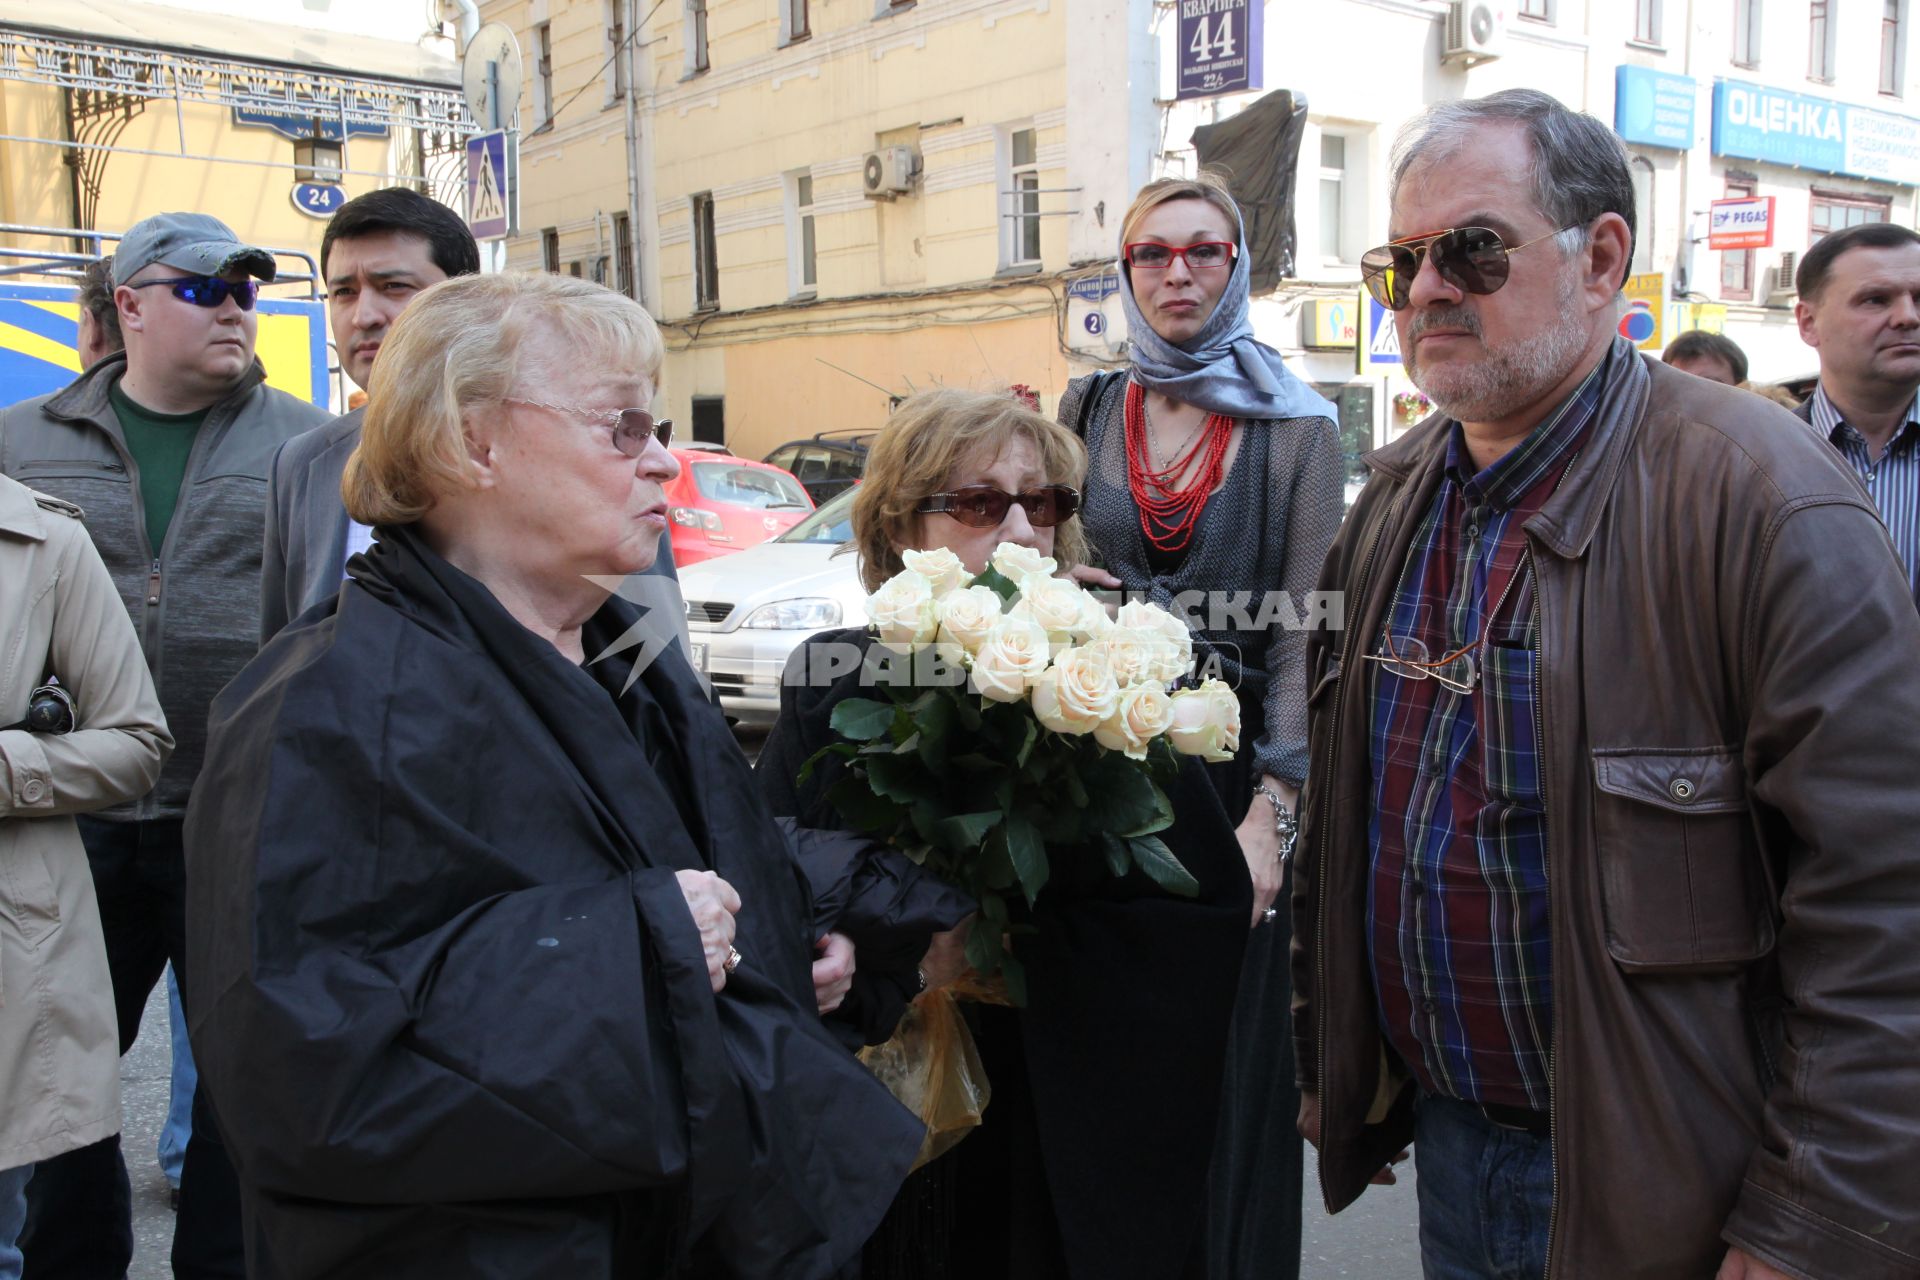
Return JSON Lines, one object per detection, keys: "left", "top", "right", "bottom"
{"left": 664, "top": 446, "right": 814, "bottom": 566}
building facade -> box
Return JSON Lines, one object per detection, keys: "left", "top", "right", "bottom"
{"left": 475, "top": 0, "right": 1918, "bottom": 462}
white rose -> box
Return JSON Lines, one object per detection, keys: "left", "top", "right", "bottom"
{"left": 1008, "top": 576, "right": 1099, "bottom": 645}
{"left": 1115, "top": 600, "right": 1194, "bottom": 681}
{"left": 1166, "top": 679, "right": 1241, "bottom": 762}
{"left": 1030, "top": 644, "right": 1120, "bottom": 736}
{"left": 1093, "top": 684, "right": 1175, "bottom": 759}
{"left": 901, "top": 547, "right": 970, "bottom": 596}
{"left": 990, "top": 542, "right": 1057, "bottom": 583}
{"left": 1096, "top": 627, "right": 1162, "bottom": 689}
{"left": 935, "top": 585, "right": 1005, "bottom": 653}
{"left": 866, "top": 570, "right": 937, "bottom": 649}
{"left": 969, "top": 617, "right": 1052, "bottom": 702}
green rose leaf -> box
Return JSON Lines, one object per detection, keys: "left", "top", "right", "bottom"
{"left": 868, "top": 753, "right": 936, "bottom": 803}
{"left": 830, "top": 697, "right": 897, "bottom": 742}
{"left": 971, "top": 563, "right": 1021, "bottom": 605}
{"left": 1127, "top": 834, "right": 1200, "bottom": 898}
{"left": 915, "top": 694, "right": 955, "bottom": 771}
{"left": 1098, "top": 832, "right": 1131, "bottom": 878}
{"left": 1003, "top": 814, "right": 1049, "bottom": 905}
{"left": 826, "top": 774, "right": 905, "bottom": 836}
{"left": 931, "top": 810, "right": 1002, "bottom": 854}
{"left": 796, "top": 741, "right": 855, "bottom": 787}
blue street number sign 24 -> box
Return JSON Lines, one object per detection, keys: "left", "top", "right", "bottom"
{"left": 292, "top": 183, "right": 346, "bottom": 219}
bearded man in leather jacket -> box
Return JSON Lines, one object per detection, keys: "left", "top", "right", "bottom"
{"left": 1293, "top": 89, "right": 1920, "bottom": 1280}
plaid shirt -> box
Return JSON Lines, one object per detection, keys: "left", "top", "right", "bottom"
{"left": 1809, "top": 385, "right": 1920, "bottom": 609}
{"left": 1365, "top": 367, "right": 1602, "bottom": 1111}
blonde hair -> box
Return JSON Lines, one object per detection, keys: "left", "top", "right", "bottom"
{"left": 342, "top": 273, "right": 665, "bottom": 525}
{"left": 1117, "top": 170, "right": 1242, "bottom": 253}
{"left": 851, "top": 388, "right": 1090, "bottom": 591}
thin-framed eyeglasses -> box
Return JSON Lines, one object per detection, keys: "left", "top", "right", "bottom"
{"left": 916, "top": 484, "right": 1080, "bottom": 528}
{"left": 1360, "top": 630, "right": 1480, "bottom": 695}
{"left": 1122, "top": 241, "right": 1238, "bottom": 271}
{"left": 502, "top": 398, "right": 673, "bottom": 457}
{"left": 1360, "top": 224, "right": 1581, "bottom": 312}
{"left": 125, "top": 275, "right": 260, "bottom": 311}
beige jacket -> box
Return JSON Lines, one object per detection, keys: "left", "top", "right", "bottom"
{"left": 0, "top": 472, "right": 170, "bottom": 1170}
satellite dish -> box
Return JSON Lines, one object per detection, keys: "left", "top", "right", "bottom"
{"left": 462, "top": 22, "right": 524, "bottom": 131}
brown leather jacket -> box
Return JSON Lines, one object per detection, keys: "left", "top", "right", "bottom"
{"left": 1293, "top": 344, "right": 1920, "bottom": 1279}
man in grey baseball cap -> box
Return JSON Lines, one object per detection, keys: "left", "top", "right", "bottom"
{"left": 110, "top": 211, "right": 277, "bottom": 287}
{"left": 1, "top": 209, "right": 328, "bottom": 1278}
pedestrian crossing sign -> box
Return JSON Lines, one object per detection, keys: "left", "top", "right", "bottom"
{"left": 1361, "top": 294, "right": 1402, "bottom": 373}
{"left": 466, "top": 130, "right": 517, "bottom": 242}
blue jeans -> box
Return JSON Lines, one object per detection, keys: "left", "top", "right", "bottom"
{"left": 0, "top": 1163, "right": 33, "bottom": 1280}
{"left": 1414, "top": 1094, "right": 1553, "bottom": 1280}
{"left": 159, "top": 965, "right": 197, "bottom": 1188}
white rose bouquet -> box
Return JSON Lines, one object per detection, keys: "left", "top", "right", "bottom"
{"left": 801, "top": 542, "right": 1239, "bottom": 999}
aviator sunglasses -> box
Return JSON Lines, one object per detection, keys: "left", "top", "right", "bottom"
{"left": 126, "top": 274, "right": 261, "bottom": 311}
{"left": 1360, "top": 224, "right": 1578, "bottom": 311}
{"left": 502, "top": 399, "right": 674, "bottom": 458}
{"left": 916, "top": 484, "right": 1080, "bottom": 528}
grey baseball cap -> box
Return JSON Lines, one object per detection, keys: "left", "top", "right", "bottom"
{"left": 112, "top": 212, "right": 277, "bottom": 287}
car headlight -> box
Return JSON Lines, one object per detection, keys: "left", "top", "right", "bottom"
{"left": 741, "top": 599, "right": 842, "bottom": 630}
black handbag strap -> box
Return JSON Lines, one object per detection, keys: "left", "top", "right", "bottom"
{"left": 1072, "top": 369, "right": 1125, "bottom": 439}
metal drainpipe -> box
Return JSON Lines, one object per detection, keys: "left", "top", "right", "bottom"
{"left": 623, "top": 0, "right": 646, "bottom": 308}
{"left": 448, "top": 0, "right": 480, "bottom": 46}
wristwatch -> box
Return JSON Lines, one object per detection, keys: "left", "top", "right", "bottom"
{"left": 1254, "top": 783, "right": 1300, "bottom": 865}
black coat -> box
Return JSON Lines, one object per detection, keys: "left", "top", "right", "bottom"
{"left": 756, "top": 630, "right": 1253, "bottom": 1280}
{"left": 183, "top": 530, "right": 922, "bottom": 1280}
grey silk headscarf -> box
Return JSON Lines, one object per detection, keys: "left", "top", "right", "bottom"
{"left": 1119, "top": 203, "right": 1336, "bottom": 424}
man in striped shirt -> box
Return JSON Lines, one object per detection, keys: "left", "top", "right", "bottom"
{"left": 1794, "top": 221, "right": 1920, "bottom": 609}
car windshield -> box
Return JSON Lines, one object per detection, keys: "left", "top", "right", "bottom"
{"left": 776, "top": 486, "right": 857, "bottom": 544}
{"left": 691, "top": 463, "right": 810, "bottom": 510}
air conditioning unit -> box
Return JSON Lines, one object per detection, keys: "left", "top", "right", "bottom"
{"left": 862, "top": 147, "right": 917, "bottom": 198}
{"left": 1766, "top": 249, "right": 1799, "bottom": 304}
{"left": 1442, "top": 0, "right": 1507, "bottom": 65}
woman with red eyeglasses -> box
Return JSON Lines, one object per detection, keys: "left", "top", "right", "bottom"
{"left": 758, "top": 388, "right": 1253, "bottom": 1279}
{"left": 1057, "top": 171, "right": 1345, "bottom": 1280}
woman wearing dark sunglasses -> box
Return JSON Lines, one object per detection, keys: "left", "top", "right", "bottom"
{"left": 758, "top": 388, "right": 1253, "bottom": 1280}
{"left": 1057, "top": 171, "right": 1345, "bottom": 1280}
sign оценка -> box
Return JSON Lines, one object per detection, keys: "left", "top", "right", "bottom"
{"left": 1708, "top": 196, "right": 1774, "bottom": 251}
{"left": 1712, "top": 80, "right": 1920, "bottom": 186}
{"left": 1176, "top": 0, "right": 1263, "bottom": 101}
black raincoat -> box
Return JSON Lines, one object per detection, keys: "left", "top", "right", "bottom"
{"left": 183, "top": 528, "right": 922, "bottom": 1279}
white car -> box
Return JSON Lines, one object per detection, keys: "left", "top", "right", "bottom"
{"left": 677, "top": 487, "right": 868, "bottom": 725}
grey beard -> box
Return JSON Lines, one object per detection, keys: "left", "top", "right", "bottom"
{"left": 1404, "top": 290, "right": 1589, "bottom": 424}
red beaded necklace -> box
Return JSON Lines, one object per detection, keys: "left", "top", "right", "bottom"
{"left": 1123, "top": 379, "right": 1233, "bottom": 553}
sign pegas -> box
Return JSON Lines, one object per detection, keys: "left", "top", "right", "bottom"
{"left": 1708, "top": 195, "right": 1774, "bottom": 250}
{"left": 1712, "top": 79, "right": 1920, "bottom": 186}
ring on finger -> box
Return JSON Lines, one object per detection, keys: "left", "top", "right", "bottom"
{"left": 723, "top": 945, "right": 743, "bottom": 974}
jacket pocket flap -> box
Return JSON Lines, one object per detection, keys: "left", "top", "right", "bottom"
{"left": 1592, "top": 749, "right": 1745, "bottom": 815}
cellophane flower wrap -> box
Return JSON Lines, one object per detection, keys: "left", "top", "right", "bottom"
{"left": 801, "top": 542, "right": 1240, "bottom": 1003}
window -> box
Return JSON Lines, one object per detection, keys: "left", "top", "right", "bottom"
{"left": 1001, "top": 126, "right": 1041, "bottom": 269}
{"left": 692, "top": 397, "right": 725, "bottom": 446}
{"left": 781, "top": 0, "right": 811, "bottom": 43}
{"left": 1812, "top": 191, "right": 1893, "bottom": 242}
{"left": 541, "top": 227, "right": 560, "bottom": 274}
{"left": 1809, "top": 0, "right": 1836, "bottom": 80}
{"left": 614, "top": 212, "right": 634, "bottom": 298}
{"left": 1734, "top": 0, "right": 1762, "bottom": 66}
{"left": 686, "top": 0, "right": 710, "bottom": 74}
{"left": 1721, "top": 179, "right": 1754, "bottom": 300}
{"left": 1633, "top": 0, "right": 1661, "bottom": 44}
{"left": 608, "top": 5, "right": 628, "bottom": 101}
{"left": 692, "top": 192, "right": 719, "bottom": 310}
{"left": 1517, "top": 0, "right": 1551, "bottom": 20}
{"left": 535, "top": 23, "right": 554, "bottom": 123}
{"left": 787, "top": 171, "right": 817, "bottom": 295}
{"left": 1885, "top": 0, "right": 1907, "bottom": 95}
{"left": 1629, "top": 156, "right": 1656, "bottom": 276}
{"left": 1318, "top": 134, "right": 1347, "bottom": 261}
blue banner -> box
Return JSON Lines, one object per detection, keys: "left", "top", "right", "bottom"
{"left": 232, "top": 108, "right": 388, "bottom": 143}
{"left": 1711, "top": 79, "right": 1920, "bottom": 186}
{"left": 1615, "top": 66, "right": 1696, "bottom": 150}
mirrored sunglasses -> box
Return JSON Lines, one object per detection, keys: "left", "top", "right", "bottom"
{"left": 127, "top": 275, "right": 260, "bottom": 311}
{"left": 916, "top": 484, "right": 1080, "bottom": 528}
{"left": 1360, "top": 224, "right": 1576, "bottom": 312}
